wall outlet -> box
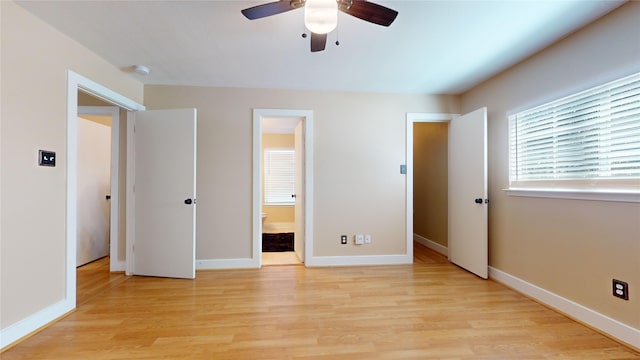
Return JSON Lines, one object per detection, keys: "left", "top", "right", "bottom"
{"left": 340, "top": 235, "right": 348, "bottom": 245}
{"left": 613, "top": 279, "right": 629, "bottom": 300}
{"left": 365, "top": 234, "right": 371, "bottom": 244}
{"left": 355, "top": 234, "right": 364, "bottom": 245}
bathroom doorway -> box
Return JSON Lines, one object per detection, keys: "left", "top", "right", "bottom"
{"left": 261, "top": 117, "right": 301, "bottom": 265}
{"left": 252, "top": 109, "right": 314, "bottom": 267}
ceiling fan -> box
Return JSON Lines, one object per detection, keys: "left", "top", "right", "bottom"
{"left": 241, "top": 0, "right": 398, "bottom": 52}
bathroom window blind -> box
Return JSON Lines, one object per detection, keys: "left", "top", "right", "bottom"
{"left": 264, "top": 149, "right": 295, "bottom": 205}
{"left": 509, "top": 72, "right": 640, "bottom": 189}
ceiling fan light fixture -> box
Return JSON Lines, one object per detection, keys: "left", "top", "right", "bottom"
{"left": 304, "top": 0, "right": 338, "bottom": 34}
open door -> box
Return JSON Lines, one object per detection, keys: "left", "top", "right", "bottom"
{"left": 294, "top": 120, "right": 305, "bottom": 263}
{"left": 448, "top": 107, "right": 488, "bottom": 279}
{"left": 129, "top": 108, "right": 197, "bottom": 279}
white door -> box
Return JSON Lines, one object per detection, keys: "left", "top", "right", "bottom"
{"left": 76, "top": 117, "right": 111, "bottom": 266}
{"left": 448, "top": 107, "right": 488, "bottom": 279}
{"left": 294, "top": 121, "right": 305, "bottom": 262}
{"left": 131, "top": 108, "right": 197, "bottom": 279}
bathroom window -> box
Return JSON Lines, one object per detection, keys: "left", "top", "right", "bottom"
{"left": 264, "top": 149, "right": 295, "bottom": 205}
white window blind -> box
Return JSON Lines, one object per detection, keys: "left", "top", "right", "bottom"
{"left": 264, "top": 149, "right": 295, "bottom": 205}
{"left": 509, "top": 72, "right": 640, "bottom": 189}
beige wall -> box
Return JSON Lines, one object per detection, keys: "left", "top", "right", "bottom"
{"left": 1, "top": 1, "right": 143, "bottom": 332}
{"left": 262, "top": 133, "right": 295, "bottom": 224}
{"left": 461, "top": 2, "right": 640, "bottom": 329}
{"left": 413, "top": 122, "right": 448, "bottom": 247}
{"left": 78, "top": 91, "right": 113, "bottom": 107}
{"left": 79, "top": 114, "right": 112, "bottom": 127}
{"left": 144, "top": 86, "right": 459, "bottom": 258}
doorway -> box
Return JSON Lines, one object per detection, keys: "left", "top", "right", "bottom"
{"left": 77, "top": 103, "right": 123, "bottom": 271}
{"left": 75, "top": 102, "right": 121, "bottom": 306}
{"left": 66, "top": 70, "right": 145, "bottom": 307}
{"left": 252, "top": 109, "right": 314, "bottom": 268}
{"left": 406, "top": 110, "right": 489, "bottom": 279}
{"left": 76, "top": 112, "right": 111, "bottom": 267}
{"left": 405, "top": 113, "right": 457, "bottom": 261}
{"left": 413, "top": 121, "right": 449, "bottom": 256}
{"left": 261, "top": 117, "right": 301, "bottom": 265}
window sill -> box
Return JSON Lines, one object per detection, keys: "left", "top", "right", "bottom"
{"left": 504, "top": 188, "right": 640, "bottom": 203}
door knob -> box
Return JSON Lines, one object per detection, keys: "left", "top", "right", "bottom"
{"left": 184, "top": 198, "right": 193, "bottom": 205}
{"left": 474, "top": 198, "right": 483, "bottom": 204}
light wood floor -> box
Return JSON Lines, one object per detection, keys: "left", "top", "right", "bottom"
{"left": 3, "top": 243, "right": 638, "bottom": 359}
{"left": 262, "top": 251, "right": 303, "bottom": 266}
{"left": 75, "top": 256, "right": 130, "bottom": 306}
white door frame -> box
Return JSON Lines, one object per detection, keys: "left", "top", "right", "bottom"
{"left": 66, "top": 70, "right": 145, "bottom": 306}
{"left": 77, "top": 106, "right": 122, "bottom": 271}
{"left": 252, "top": 109, "right": 314, "bottom": 267}
{"left": 405, "top": 113, "right": 459, "bottom": 259}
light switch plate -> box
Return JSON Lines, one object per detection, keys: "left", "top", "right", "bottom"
{"left": 39, "top": 150, "right": 56, "bottom": 167}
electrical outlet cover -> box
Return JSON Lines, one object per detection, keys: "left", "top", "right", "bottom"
{"left": 613, "top": 279, "right": 629, "bottom": 300}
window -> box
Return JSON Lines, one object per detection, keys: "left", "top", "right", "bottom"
{"left": 508, "top": 72, "right": 640, "bottom": 201}
{"left": 264, "top": 149, "right": 295, "bottom": 205}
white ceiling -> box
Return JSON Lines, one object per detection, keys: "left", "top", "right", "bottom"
{"left": 17, "top": 0, "right": 624, "bottom": 95}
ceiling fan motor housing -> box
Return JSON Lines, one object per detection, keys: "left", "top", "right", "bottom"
{"left": 242, "top": 0, "right": 397, "bottom": 52}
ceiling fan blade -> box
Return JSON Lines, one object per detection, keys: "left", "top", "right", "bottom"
{"left": 339, "top": 0, "right": 398, "bottom": 27}
{"left": 310, "top": 32, "right": 327, "bottom": 52}
{"left": 241, "top": 1, "right": 297, "bottom": 20}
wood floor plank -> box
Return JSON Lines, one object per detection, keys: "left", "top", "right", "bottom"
{"left": 75, "top": 256, "right": 129, "bottom": 306}
{"left": 2, "top": 243, "right": 638, "bottom": 359}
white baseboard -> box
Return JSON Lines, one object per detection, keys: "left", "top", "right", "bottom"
{"left": 489, "top": 266, "right": 640, "bottom": 350}
{"left": 197, "top": 254, "right": 413, "bottom": 269}
{"left": 0, "top": 299, "right": 74, "bottom": 350}
{"left": 109, "top": 259, "right": 125, "bottom": 272}
{"left": 305, "top": 254, "right": 412, "bottom": 267}
{"left": 196, "top": 258, "right": 259, "bottom": 270}
{"left": 413, "top": 234, "right": 448, "bottom": 256}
